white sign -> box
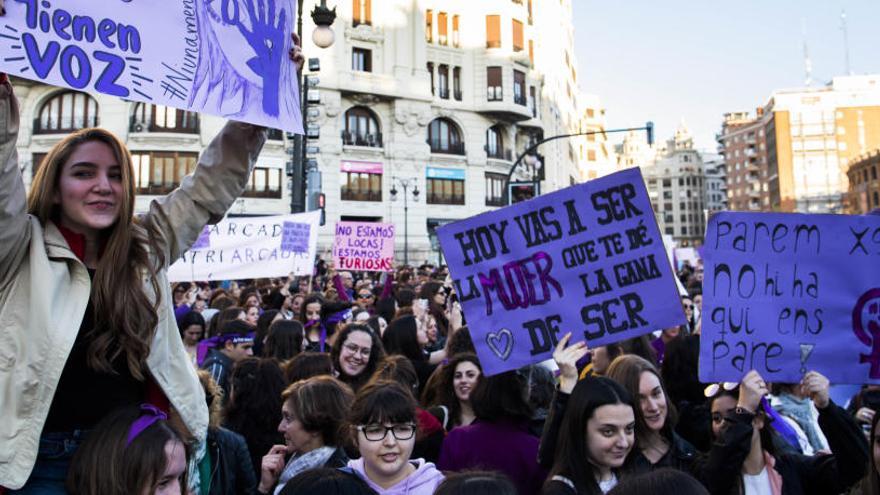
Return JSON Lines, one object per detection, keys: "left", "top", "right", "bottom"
{"left": 0, "top": 0, "right": 303, "bottom": 133}
{"left": 168, "top": 211, "right": 320, "bottom": 282}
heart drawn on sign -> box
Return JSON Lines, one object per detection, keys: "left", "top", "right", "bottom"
{"left": 486, "top": 328, "right": 514, "bottom": 361}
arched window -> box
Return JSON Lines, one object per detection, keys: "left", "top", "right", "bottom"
{"left": 428, "top": 118, "right": 464, "bottom": 155}
{"left": 131, "top": 103, "right": 199, "bottom": 133}
{"left": 343, "top": 107, "right": 382, "bottom": 147}
{"left": 36, "top": 91, "right": 98, "bottom": 134}
{"left": 486, "top": 125, "right": 505, "bottom": 159}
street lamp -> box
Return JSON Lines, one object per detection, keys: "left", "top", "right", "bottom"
{"left": 390, "top": 177, "right": 420, "bottom": 267}
{"left": 505, "top": 122, "right": 655, "bottom": 205}
{"left": 290, "top": 0, "right": 337, "bottom": 214}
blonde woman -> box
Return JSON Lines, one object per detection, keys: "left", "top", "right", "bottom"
{"left": 0, "top": 40, "right": 302, "bottom": 492}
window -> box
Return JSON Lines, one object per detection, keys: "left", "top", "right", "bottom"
{"left": 342, "top": 172, "right": 382, "bottom": 201}
{"left": 438, "top": 12, "right": 448, "bottom": 45}
{"left": 664, "top": 227, "right": 674, "bottom": 235}
{"left": 486, "top": 15, "right": 501, "bottom": 48}
{"left": 131, "top": 151, "right": 198, "bottom": 195}
{"left": 486, "top": 172, "right": 508, "bottom": 206}
{"left": 487, "top": 67, "right": 503, "bottom": 101}
{"left": 427, "top": 62, "right": 435, "bottom": 95}
{"left": 425, "top": 9, "right": 433, "bottom": 42}
{"left": 486, "top": 125, "right": 505, "bottom": 159}
{"left": 587, "top": 150, "right": 596, "bottom": 161}
{"left": 428, "top": 178, "right": 465, "bottom": 205}
{"left": 452, "top": 15, "right": 460, "bottom": 47}
{"left": 352, "top": 48, "right": 372, "bottom": 72}
{"left": 529, "top": 86, "right": 537, "bottom": 117}
{"left": 528, "top": 40, "right": 534, "bottom": 65}
{"left": 662, "top": 179, "right": 671, "bottom": 187}
{"left": 513, "top": 70, "right": 526, "bottom": 106}
{"left": 453, "top": 67, "right": 462, "bottom": 100}
{"left": 512, "top": 20, "right": 524, "bottom": 52}
{"left": 438, "top": 65, "right": 449, "bottom": 99}
{"left": 131, "top": 103, "right": 199, "bottom": 133}
{"left": 428, "top": 118, "right": 464, "bottom": 154}
{"left": 873, "top": 166, "right": 877, "bottom": 180}
{"left": 343, "top": 107, "right": 382, "bottom": 147}
{"left": 353, "top": 0, "right": 371, "bottom": 26}
{"left": 36, "top": 91, "right": 98, "bottom": 133}
{"left": 874, "top": 191, "right": 879, "bottom": 208}
{"left": 242, "top": 167, "right": 283, "bottom": 198}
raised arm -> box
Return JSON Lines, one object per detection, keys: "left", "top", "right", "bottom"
{"left": 0, "top": 74, "right": 31, "bottom": 280}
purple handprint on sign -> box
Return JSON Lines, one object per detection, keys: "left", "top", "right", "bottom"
{"left": 236, "top": 0, "right": 286, "bottom": 116}
{"left": 853, "top": 288, "right": 880, "bottom": 378}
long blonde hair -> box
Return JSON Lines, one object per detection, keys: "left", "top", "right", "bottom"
{"left": 28, "top": 128, "right": 164, "bottom": 380}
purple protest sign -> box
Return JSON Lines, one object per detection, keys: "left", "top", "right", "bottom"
{"left": 437, "top": 168, "right": 685, "bottom": 376}
{"left": 281, "top": 222, "right": 311, "bottom": 253}
{"left": 699, "top": 212, "right": 880, "bottom": 384}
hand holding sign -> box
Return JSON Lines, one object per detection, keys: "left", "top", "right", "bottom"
{"left": 737, "top": 370, "right": 768, "bottom": 414}
{"left": 801, "top": 371, "right": 830, "bottom": 409}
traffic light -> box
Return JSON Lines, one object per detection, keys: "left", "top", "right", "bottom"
{"left": 317, "top": 193, "right": 326, "bottom": 226}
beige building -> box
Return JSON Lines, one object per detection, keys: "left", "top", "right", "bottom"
{"left": 11, "top": 0, "right": 587, "bottom": 265}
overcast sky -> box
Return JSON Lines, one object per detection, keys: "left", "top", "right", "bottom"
{"left": 572, "top": 0, "right": 880, "bottom": 151}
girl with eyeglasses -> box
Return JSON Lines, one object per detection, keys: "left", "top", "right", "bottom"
{"left": 703, "top": 369, "right": 867, "bottom": 495}
{"left": 346, "top": 381, "right": 445, "bottom": 494}
{"left": 330, "top": 325, "right": 386, "bottom": 392}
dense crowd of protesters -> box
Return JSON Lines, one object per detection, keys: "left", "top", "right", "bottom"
{"left": 1, "top": 13, "right": 878, "bottom": 494}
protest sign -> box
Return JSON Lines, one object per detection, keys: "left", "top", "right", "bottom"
{"left": 699, "top": 212, "right": 880, "bottom": 384}
{"left": 0, "top": 0, "right": 302, "bottom": 133}
{"left": 168, "top": 211, "right": 319, "bottom": 282}
{"left": 437, "top": 168, "right": 685, "bottom": 376}
{"left": 332, "top": 221, "right": 395, "bottom": 272}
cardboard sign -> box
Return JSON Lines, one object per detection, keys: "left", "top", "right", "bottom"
{"left": 0, "top": 0, "right": 303, "bottom": 133}
{"left": 699, "top": 212, "right": 880, "bottom": 384}
{"left": 333, "top": 221, "right": 395, "bottom": 272}
{"left": 438, "top": 168, "right": 685, "bottom": 376}
{"left": 168, "top": 211, "right": 319, "bottom": 281}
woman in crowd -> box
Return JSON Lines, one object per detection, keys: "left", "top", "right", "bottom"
{"left": 299, "top": 294, "right": 325, "bottom": 351}
{"left": 703, "top": 369, "right": 867, "bottom": 494}
{"left": 178, "top": 310, "right": 207, "bottom": 367}
{"left": 264, "top": 319, "right": 305, "bottom": 362}
{"left": 66, "top": 404, "right": 188, "bottom": 495}
{"left": 254, "top": 309, "right": 281, "bottom": 357}
{"left": 283, "top": 352, "right": 333, "bottom": 385}
{"left": 605, "top": 354, "right": 696, "bottom": 472}
{"left": 196, "top": 370, "right": 256, "bottom": 495}
{"left": 661, "top": 333, "right": 713, "bottom": 452}
{"left": 770, "top": 382, "right": 829, "bottom": 455}
{"left": 417, "top": 282, "right": 450, "bottom": 342}
{"left": 438, "top": 369, "right": 546, "bottom": 495}
{"left": 331, "top": 324, "right": 386, "bottom": 392}
{"left": 365, "top": 315, "right": 388, "bottom": 337}
{"left": 346, "top": 381, "right": 445, "bottom": 494}
{"left": 209, "top": 306, "right": 247, "bottom": 339}
{"left": 542, "top": 377, "right": 637, "bottom": 495}
{"left": 425, "top": 353, "right": 482, "bottom": 431}
{"left": 0, "top": 40, "right": 306, "bottom": 489}
{"left": 381, "top": 315, "right": 435, "bottom": 391}
{"left": 257, "top": 376, "right": 353, "bottom": 494}
{"left": 223, "top": 358, "right": 286, "bottom": 480}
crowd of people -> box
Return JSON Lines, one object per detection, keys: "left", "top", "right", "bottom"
{"left": 1, "top": 13, "right": 879, "bottom": 494}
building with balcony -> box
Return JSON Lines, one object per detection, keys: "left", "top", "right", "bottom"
{"left": 703, "top": 153, "right": 729, "bottom": 214}
{"left": 847, "top": 149, "right": 880, "bottom": 214}
{"left": 575, "top": 93, "right": 616, "bottom": 181}
{"left": 10, "top": 77, "right": 291, "bottom": 217}
{"left": 717, "top": 110, "right": 770, "bottom": 211}
{"left": 298, "top": 0, "right": 584, "bottom": 263}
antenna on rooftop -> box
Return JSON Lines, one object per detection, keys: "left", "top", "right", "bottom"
{"left": 840, "top": 9, "right": 852, "bottom": 75}
{"left": 801, "top": 18, "right": 812, "bottom": 86}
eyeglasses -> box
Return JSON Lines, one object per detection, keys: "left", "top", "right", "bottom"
{"left": 343, "top": 343, "right": 371, "bottom": 358}
{"left": 357, "top": 423, "right": 417, "bottom": 442}
{"left": 357, "top": 293, "right": 373, "bottom": 299}
{"left": 703, "top": 382, "right": 738, "bottom": 398}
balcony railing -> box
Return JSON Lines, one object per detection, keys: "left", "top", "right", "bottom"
{"left": 487, "top": 86, "right": 503, "bottom": 101}
{"left": 486, "top": 148, "right": 513, "bottom": 161}
{"left": 342, "top": 131, "right": 383, "bottom": 148}
{"left": 514, "top": 93, "right": 527, "bottom": 106}
{"left": 129, "top": 114, "right": 199, "bottom": 134}
{"left": 429, "top": 141, "right": 466, "bottom": 155}
{"left": 341, "top": 188, "right": 382, "bottom": 201}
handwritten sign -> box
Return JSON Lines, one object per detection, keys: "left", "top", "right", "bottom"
{"left": 332, "top": 222, "right": 395, "bottom": 272}
{"left": 0, "top": 0, "right": 303, "bottom": 133}
{"left": 699, "top": 212, "right": 880, "bottom": 384}
{"left": 437, "top": 168, "right": 685, "bottom": 376}
{"left": 168, "top": 211, "right": 320, "bottom": 282}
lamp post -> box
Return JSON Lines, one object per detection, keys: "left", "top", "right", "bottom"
{"left": 505, "top": 122, "right": 655, "bottom": 205}
{"left": 390, "top": 177, "right": 420, "bottom": 267}
{"left": 290, "top": 0, "right": 336, "bottom": 214}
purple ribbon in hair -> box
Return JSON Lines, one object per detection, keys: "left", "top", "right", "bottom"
{"left": 760, "top": 396, "right": 802, "bottom": 452}
{"left": 126, "top": 403, "right": 167, "bottom": 447}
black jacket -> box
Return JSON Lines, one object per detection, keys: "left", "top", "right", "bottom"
{"left": 628, "top": 431, "right": 697, "bottom": 473}
{"left": 701, "top": 400, "right": 868, "bottom": 495}
{"left": 207, "top": 427, "right": 256, "bottom": 495}
{"left": 201, "top": 349, "right": 234, "bottom": 400}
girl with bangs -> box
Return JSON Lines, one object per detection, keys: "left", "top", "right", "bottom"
{"left": 0, "top": 41, "right": 303, "bottom": 491}
{"left": 346, "top": 381, "right": 445, "bottom": 494}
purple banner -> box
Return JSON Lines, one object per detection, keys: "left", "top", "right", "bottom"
{"left": 438, "top": 168, "right": 685, "bottom": 376}
{"left": 700, "top": 212, "right": 880, "bottom": 384}
{"left": 281, "top": 222, "right": 311, "bottom": 253}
